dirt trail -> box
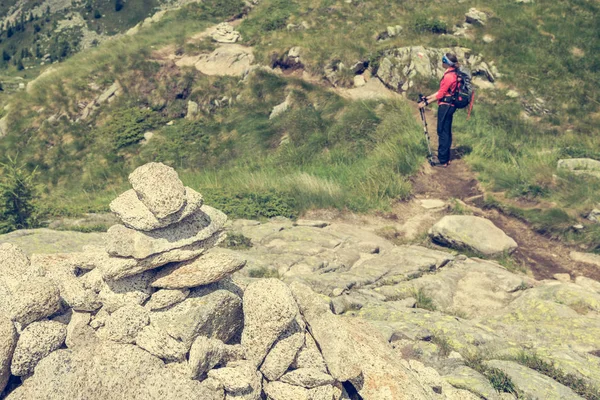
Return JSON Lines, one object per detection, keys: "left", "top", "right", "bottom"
{"left": 411, "top": 105, "right": 600, "bottom": 281}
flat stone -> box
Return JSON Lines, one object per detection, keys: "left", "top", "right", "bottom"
{"left": 0, "top": 316, "right": 17, "bottom": 393}
{"left": 0, "top": 229, "right": 106, "bottom": 255}
{"left": 294, "top": 220, "right": 330, "bottom": 228}
{"left": 553, "top": 273, "right": 571, "bottom": 282}
{"left": 465, "top": 8, "right": 487, "bottom": 25}
{"left": 110, "top": 187, "right": 203, "bottom": 231}
{"left": 105, "top": 205, "right": 227, "bottom": 259}
{"left": 558, "top": 158, "right": 600, "bottom": 178}
{"left": 95, "top": 270, "right": 155, "bottom": 313}
{"left": 574, "top": 276, "right": 600, "bottom": 293}
{"left": 485, "top": 360, "right": 583, "bottom": 400}
{"left": 11, "top": 320, "right": 67, "bottom": 376}
{"left": 444, "top": 366, "right": 501, "bottom": 400}
{"left": 150, "top": 288, "right": 243, "bottom": 349}
{"left": 99, "top": 232, "right": 224, "bottom": 280}
{"left": 570, "top": 251, "right": 600, "bottom": 267}
{"left": 506, "top": 90, "right": 520, "bottom": 98}
{"left": 429, "top": 215, "right": 517, "bottom": 256}
{"left": 242, "top": 279, "right": 299, "bottom": 366}
{"left": 145, "top": 289, "right": 190, "bottom": 310}
{"left": 151, "top": 248, "right": 246, "bottom": 289}
{"left": 135, "top": 324, "right": 188, "bottom": 362}
{"left": 418, "top": 199, "right": 446, "bottom": 209}
{"left": 128, "top": 162, "right": 186, "bottom": 219}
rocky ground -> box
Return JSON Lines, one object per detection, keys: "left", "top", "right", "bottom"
{"left": 1, "top": 162, "right": 599, "bottom": 400}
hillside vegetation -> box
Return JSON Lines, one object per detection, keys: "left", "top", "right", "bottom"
{"left": 0, "top": 0, "right": 599, "bottom": 249}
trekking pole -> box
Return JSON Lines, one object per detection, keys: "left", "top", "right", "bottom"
{"left": 418, "top": 94, "right": 435, "bottom": 166}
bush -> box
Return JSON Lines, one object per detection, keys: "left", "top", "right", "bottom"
{"left": 100, "top": 106, "right": 163, "bottom": 150}
{"left": 412, "top": 15, "right": 448, "bottom": 34}
{"left": 202, "top": 188, "right": 298, "bottom": 220}
{"left": 221, "top": 233, "right": 253, "bottom": 250}
{"left": 0, "top": 156, "right": 40, "bottom": 233}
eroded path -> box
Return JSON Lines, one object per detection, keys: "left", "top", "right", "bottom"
{"left": 409, "top": 106, "right": 600, "bottom": 281}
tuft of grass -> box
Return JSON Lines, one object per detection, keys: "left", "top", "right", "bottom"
{"left": 430, "top": 332, "right": 452, "bottom": 357}
{"left": 510, "top": 351, "right": 600, "bottom": 400}
{"left": 248, "top": 267, "right": 280, "bottom": 279}
{"left": 464, "top": 353, "right": 520, "bottom": 397}
{"left": 220, "top": 233, "right": 253, "bottom": 250}
{"left": 412, "top": 287, "right": 436, "bottom": 311}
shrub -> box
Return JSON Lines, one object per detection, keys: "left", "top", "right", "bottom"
{"left": 412, "top": 15, "right": 448, "bottom": 34}
{"left": 202, "top": 188, "right": 298, "bottom": 220}
{"left": 412, "top": 287, "right": 436, "bottom": 311}
{"left": 221, "top": 233, "right": 253, "bottom": 250}
{"left": 100, "top": 106, "right": 163, "bottom": 150}
{"left": 0, "top": 156, "right": 40, "bottom": 233}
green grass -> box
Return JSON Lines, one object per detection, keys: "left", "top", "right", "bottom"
{"left": 412, "top": 287, "right": 436, "bottom": 311}
{"left": 510, "top": 351, "right": 600, "bottom": 400}
{"left": 464, "top": 353, "right": 521, "bottom": 397}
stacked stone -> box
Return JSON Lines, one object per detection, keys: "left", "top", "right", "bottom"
{"left": 0, "top": 162, "right": 433, "bottom": 400}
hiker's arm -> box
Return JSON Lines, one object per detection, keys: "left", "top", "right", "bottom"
{"left": 418, "top": 92, "right": 439, "bottom": 108}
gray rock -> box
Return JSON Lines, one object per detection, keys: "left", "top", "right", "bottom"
{"left": 110, "top": 187, "right": 203, "bottom": 231}
{"left": 11, "top": 320, "right": 67, "bottom": 376}
{"left": 574, "top": 276, "right": 600, "bottom": 293}
{"left": 135, "top": 324, "right": 187, "bottom": 362}
{"left": 280, "top": 368, "right": 335, "bottom": 388}
{"left": 294, "top": 220, "right": 330, "bottom": 228}
{"left": 65, "top": 311, "right": 97, "bottom": 349}
{"left": 444, "top": 366, "right": 501, "bottom": 400}
{"left": 0, "top": 316, "right": 17, "bottom": 394}
{"left": 242, "top": 279, "right": 299, "bottom": 366}
{"left": 151, "top": 248, "right": 246, "bottom": 289}
{"left": 587, "top": 209, "right": 600, "bottom": 223}
{"left": 557, "top": 158, "right": 600, "bottom": 178}
{"left": 186, "top": 101, "right": 199, "bottom": 119}
{"left": 308, "top": 385, "right": 342, "bottom": 400}
{"left": 208, "top": 360, "right": 262, "bottom": 399}
{"left": 269, "top": 94, "right": 291, "bottom": 120}
{"left": 105, "top": 205, "right": 227, "bottom": 259}
{"left": 429, "top": 215, "right": 517, "bottom": 256}
{"left": 291, "top": 333, "right": 328, "bottom": 373}
{"left": 96, "top": 270, "right": 155, "bottom": 313}
{"left": 485, "top": 360, "right": 583, "bottom": 400}
{"left": 99, "top": 232, "right": 223, "bottom": 280}
{"left": 8, "top": 277, "right": 61, "bottom": 326}
{"left": 145, "top": 289, "right": 190, "bottom": 310}
{"left": 188, "top": 336, "right": 244, "bottom": 379}
{"left": 0, "top": 229, "right": 106, "bottom": 255}
{"left": 0, "top": 243, "right": 38, "bottom": 293}
{"left": 465, "top": 8, "right": 488, "bottom": 25}
{"left": 128, "top": 162, "right": 186, "bottom": 219}
{"left": 210, "top": 23, "right": 241, "bottom": 43}
{"left": 290, "top": 282, "right": 361, "bottom": 381}
{"left": 151, "top": 288, "right": 243, "bottom": 349}
{"left": 569, "top": 251, "right": 600, "bottom": 268}
{"left": 264, "top": 381, "right": 310, "bottom": 400}
{"left": 260, "top": 327, "right": 305, "bottom": 381}
{"left": 6, "top": 342, "right": 223, "bottom": 400}
{"left": 97, "top": 305, "right": 150, "bottom": 344}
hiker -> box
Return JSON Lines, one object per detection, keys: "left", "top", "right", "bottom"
{"left": 418, "top": 53, "right": 460, "bottom": 167}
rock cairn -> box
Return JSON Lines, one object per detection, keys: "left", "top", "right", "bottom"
{"left": 0, "top": 162, "right": 434, "bottom": 399}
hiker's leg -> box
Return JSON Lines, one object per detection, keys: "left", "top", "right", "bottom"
{"left": 446, "top": 107, "right": 456, "bottom": 162}
{"left": 437, "top": 105, "right": 451, "bottom": 164}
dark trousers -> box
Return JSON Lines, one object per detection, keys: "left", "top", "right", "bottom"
{"left": 437, "top": 104, "right": 456, "bottom": 164}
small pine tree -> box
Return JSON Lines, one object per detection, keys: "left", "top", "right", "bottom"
{"left": 2, "top": 49, "right": 10, "bottom": 62}
{"left": 0, "top": 156, "right": 39, "bottom": 234}
{"left": 115, "top": 0, "right": 124, "bottom": 12}
{"left": 16, "top": 59, "right": 24, "bottom": 70}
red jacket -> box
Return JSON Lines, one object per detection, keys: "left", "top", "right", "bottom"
{"left": 437, "top": 68, "right": 458, "bottom": 106}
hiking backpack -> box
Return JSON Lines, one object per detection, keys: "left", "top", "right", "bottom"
{"left": 452, "top": 68, "right": 474, "bottom": 109}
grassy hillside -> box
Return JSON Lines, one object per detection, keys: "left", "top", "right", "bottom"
{"left": 0, "top": 0, "right": 599, "bottom": 250}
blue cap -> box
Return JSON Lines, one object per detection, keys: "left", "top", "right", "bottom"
{"left": 442, "top": 54, "right": 455, "bottom": 66}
